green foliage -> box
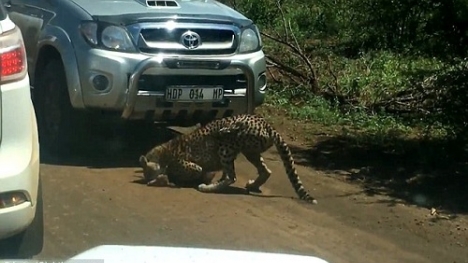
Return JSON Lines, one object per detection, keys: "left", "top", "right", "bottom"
{"left": 220, "top": 0, "right": 468, "bottom": 153}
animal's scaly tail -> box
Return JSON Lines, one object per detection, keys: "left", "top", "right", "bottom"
{"left": 270, "top": 128, "right": 318, "bottom": 204}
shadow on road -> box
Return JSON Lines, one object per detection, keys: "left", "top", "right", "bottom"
{"left": 131, "top": 176, "right": 290, "bottom": 200}
{"left": 288, "top": 134, "right": 468, "bottom": 215}
{"left": 40, "top": 123, "right": 184, "bottom": 169}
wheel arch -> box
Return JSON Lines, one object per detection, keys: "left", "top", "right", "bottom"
{"left": 33, "top": 29, "right": 85, "bottom": 109}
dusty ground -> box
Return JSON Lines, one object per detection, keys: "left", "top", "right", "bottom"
{"left": 2, "top": 108, "right": 468, "bottom": 263}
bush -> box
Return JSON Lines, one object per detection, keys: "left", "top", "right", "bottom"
{"left": 220, "top": 0, "right": 468, "bottom": 151}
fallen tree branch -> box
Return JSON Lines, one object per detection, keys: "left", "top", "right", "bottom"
{"left": 265, "top": 55, "right": 307, "bottom": 82}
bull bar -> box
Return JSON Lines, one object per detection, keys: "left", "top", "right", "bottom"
{"left": 121, "top": 56, "right": 256, "bottom": 119}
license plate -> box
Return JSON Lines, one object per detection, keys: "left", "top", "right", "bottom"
{"left": 165, "top": 86, "right": 224, "bottom": 102}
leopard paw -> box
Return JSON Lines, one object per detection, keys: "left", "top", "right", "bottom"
{"left": 197, "top": 183, "right": 208, "bottom": 191}
{"left": 245, "top": 179, "right": 262, "bottom": 193}
{"left": 198, "top": 178, "right": 235, "bottom": 193}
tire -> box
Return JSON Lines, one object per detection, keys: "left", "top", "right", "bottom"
{"left": 0, "top": 176, "right": 44, "bottom": 259}
{"left": 33, "top": 60, "right": 88, "bottom": 156}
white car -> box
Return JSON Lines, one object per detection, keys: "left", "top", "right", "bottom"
{"left": 0, "top": 4, "right": 43, "bottom": 259}
{"left": 67, "top": 245, "right": 331, "bottom": 263}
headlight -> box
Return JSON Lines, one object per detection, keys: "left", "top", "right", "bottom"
{"left": 101, "top": 26, "right": 135, "bottom": 51}
{"left": 239, "top": 28, "right": 261, "bottom": 53}
{"left": 80, "top": 21, "right": 136, "bottom": 52}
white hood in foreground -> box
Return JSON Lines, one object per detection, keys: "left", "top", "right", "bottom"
{"left": 66, "top": 245, "right": 330, "bottom": 263}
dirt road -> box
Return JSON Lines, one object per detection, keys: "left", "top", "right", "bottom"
{"left": 4, "top": 116, "right": 468, "bottom": 263}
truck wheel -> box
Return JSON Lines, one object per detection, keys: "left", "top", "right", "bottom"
{"left": 34, "top": 60, "right": 87, "bottom": 156}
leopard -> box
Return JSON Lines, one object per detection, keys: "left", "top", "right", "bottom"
{"left": 138, "top": 114, "right": 317, "bottom": 204}
{"left": 138, "top": 121, "right": 223, "bottom": 188}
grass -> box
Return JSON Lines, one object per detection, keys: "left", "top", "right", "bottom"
{"left": 263, "top": 50, "right": 450, "bottom": 142}
{"left": 256, "top": 51, "right": 468, "bottom": 213}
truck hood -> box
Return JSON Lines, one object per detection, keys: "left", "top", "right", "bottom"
{"left": 65, "top": 245, "right": 331, "bottom": 263}
{"left": 70, "top": 0, "right": 251, "bottom": 26}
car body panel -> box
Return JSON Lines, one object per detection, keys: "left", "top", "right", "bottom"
{"left": 71, "top": 0, "right": 250, "bottom": 22}
{"left": 67, "top": 245, "right": 331, "bottom": 263}
{"left": 0, "top": 15, "right": 40, "bottom": 239}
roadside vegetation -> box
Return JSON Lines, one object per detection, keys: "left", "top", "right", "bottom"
{"left": 221, "top": 0, "right": 468, "bottom": 213}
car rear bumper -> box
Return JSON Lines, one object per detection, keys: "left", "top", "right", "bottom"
{"left": 0, "top": 75, "right": 40, "bottom": 239}
{"left": 0, "top": 202, "right": 36, "bottom": 239}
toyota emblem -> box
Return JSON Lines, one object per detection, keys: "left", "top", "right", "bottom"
{"left": 180, "top": 31, "right": 201, "bottom": 49}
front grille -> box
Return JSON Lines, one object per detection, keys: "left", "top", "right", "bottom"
{"left": 141, "top": 28, "right": 233, "bottom": 43}
{"left": 138, "top": 26, "right": 238, "bottom": 55}
{"left": 137, "top": 74, "right": 247, "bottom": 92}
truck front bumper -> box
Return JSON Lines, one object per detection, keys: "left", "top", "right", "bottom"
{"left": 74, "top": 49, "right": 267, "bottom": 124}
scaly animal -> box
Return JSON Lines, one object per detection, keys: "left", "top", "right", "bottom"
{"left": 139, "top": 155, "right": 217, "bottom": 187}
{"left": 138, "top": 114, "right": 317, "bottom": 204}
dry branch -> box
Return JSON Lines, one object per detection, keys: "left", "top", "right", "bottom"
{"left": 254, "top": 0, "right": 439, "bottom": 116}
{"left": 260, "top": 0, "right": 320, "bottom": 93}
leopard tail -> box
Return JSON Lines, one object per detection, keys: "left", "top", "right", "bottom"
{"left": 270, "top": 128, "right": 318, "bottom": 204}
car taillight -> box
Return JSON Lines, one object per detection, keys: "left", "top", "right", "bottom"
{"left": 0, "top": 25, "right": 27, "bottom": 84}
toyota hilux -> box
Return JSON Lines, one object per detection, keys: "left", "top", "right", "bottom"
{"left": 4, "top": 0, "right": 267, "bottom": 154}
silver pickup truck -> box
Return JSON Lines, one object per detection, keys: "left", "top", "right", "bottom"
{"left": 3, "top": 0, "right": 267, "bottom": 154}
